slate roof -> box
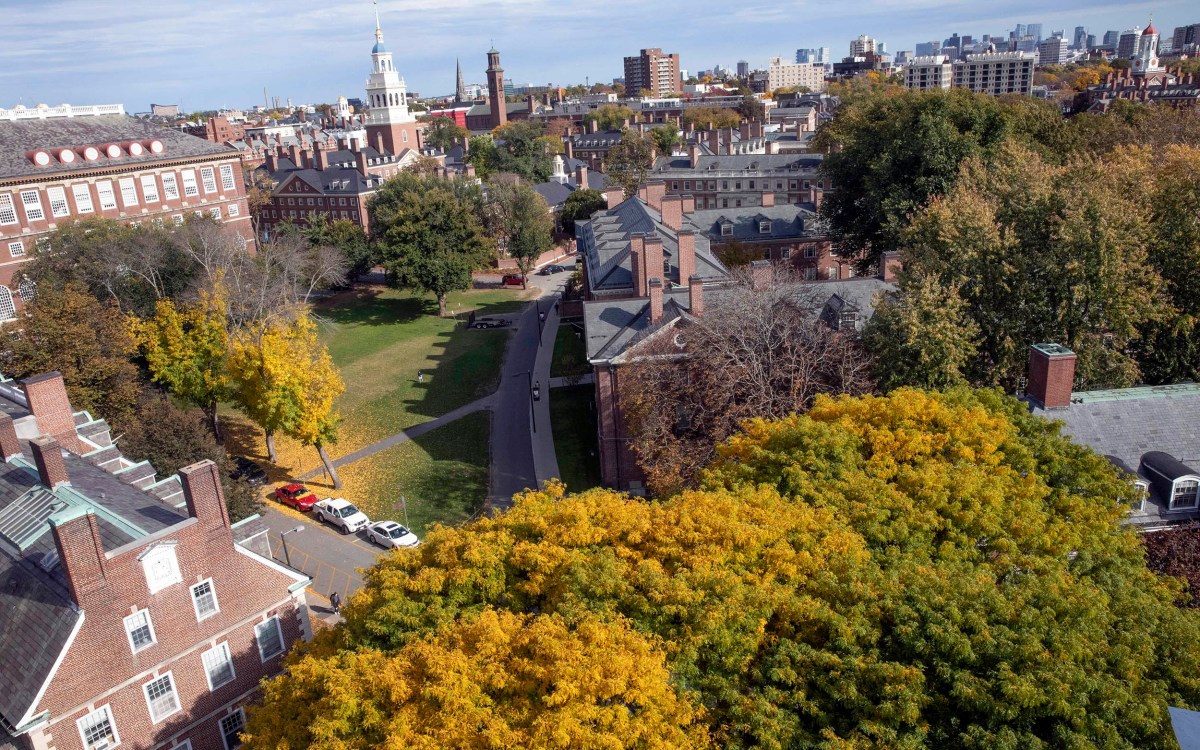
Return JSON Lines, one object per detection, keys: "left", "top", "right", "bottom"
{"left": 531, "top": 169, "right": 610, "bottom": 209}
{"left": 652, "top": 152, "right": 823, "bottom": 174}
{"left": 567, "top": 130, "right": 624, "bottom": 148}
{"left": 1030, "top": 383, "right": 1200, "bottom": 525}
{"left": 274, "top": 166, "right": 383, "bottom": 196}
{"left": 0, "top": 114, "right": 234, "bottom": 182}
{"left": 576, "top": 196, "right": 728, "bottom": 294}
{"left": 685, "top": 205, "right": 821, "bottom": 241}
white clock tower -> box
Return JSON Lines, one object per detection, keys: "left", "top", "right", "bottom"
{"left": 364, "top": 1, "right": 421, "bottom": 154}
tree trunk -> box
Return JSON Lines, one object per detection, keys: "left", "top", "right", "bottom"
{"left": 206, "top": 403, "right": 223, "bottom": 443}
{"left": 438, "top": 293, "right": 448, "bottom": 317}
{"left": 265, "top": 431, "right": 277, "bottom": 463}
{"left": 318, "top": 443, "right": 342, "bottom": 489}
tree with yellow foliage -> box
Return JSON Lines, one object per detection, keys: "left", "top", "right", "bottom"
{"left": 132, "top": 285, "right": 231, "bottom": 441}
{"left": 245, "top": 609, "right": 709, "bottom": 749}
{"left": 228, "top": 312, "right": 344, "bottom": 486}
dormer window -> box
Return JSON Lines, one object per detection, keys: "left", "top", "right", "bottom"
{"left": 759, "top": 220, "right": 770, "bottom": 234}
{"left": 1173, "top": 479, "right": 1199, "bottom": 509}
{"left": 720, "top": 223, "right": 732, "bottom": 237}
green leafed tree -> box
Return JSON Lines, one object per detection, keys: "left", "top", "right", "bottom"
{"left": 369, "top": 173, "right": 494, "bottom": 316}
{"left": 605, "top": 129, "right": 656, "bottom": 198}
{"left": 421, "top": 116, "right": 470, "bottom": 152}
{"left": 558, "top": 189, "right": 607, "bottom": 237}
{"left": 484, "top": 180, "right": 554, "bottom": 287}
{"left": 648, "top": 124, "right": 681, "bottom": 156}
{"left": 583, "top": 104, "right": 636, "bottom": 131}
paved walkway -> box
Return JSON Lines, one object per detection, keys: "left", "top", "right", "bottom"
{"left": 295, "top": 394, "right": 495, "bottom": 481}
{"left": 550, "top": 374, "right": 594, "bottom": 388}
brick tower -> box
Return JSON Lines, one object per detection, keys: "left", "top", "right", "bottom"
{"left": 487, "top": 47, "right": 508, "bottom": 129}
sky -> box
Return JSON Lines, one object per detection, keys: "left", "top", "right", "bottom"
{"left": 0, "top": 0, "right": 1195, "bottom": 112}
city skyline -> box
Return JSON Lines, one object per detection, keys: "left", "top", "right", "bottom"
{"left": 0, "top": 0, "right": 1194, "bottom": 112}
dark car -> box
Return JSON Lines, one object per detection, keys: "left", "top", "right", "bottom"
{"left": 230, "top": 456, "right": 267, "bottom": 486}
{"left": 538, "top": 264, "right": 570, "bottom": 275}
{"left": 274, "top": 483, "right": 318, "bottom": 512}
{"left": 502, "top": 273, "right": 526, "bottom": 286}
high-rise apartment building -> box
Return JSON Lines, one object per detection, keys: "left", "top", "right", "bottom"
{"left": 766, "top": 58, "right": 826, "bottom": 92}
{"left": 1038, "top": 34, "right": 1069, "bottom": 66}
{"left": 1173, "top": 23, "right": 1200, "bottom": 52}
{"left": 849, "top": 35, "right": 877, "bottom": 57}
{"left": 737, "top": 60, "right": 749, "bottom": 77}
{"left": 1074, "top": 26, "right": 1087, "bottom": 49}
{"left": 1103, "top": 30, "right": 1120, "bottom": 49}
{"left": 1117, "top": 28, "right": 1142, "bottom": 58}
{"left": 623, "top": 48, "right": 681, "bottom": 97}
{"left": 915, "top": 41, "right": 941, "bottom": 56}
{"left": 952, "top": 52, "right": 1034, "bottom": 95}
{"left": 904, "top": 55, "right": 953, "bottom": 90}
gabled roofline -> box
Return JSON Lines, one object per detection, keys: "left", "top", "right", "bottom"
{"left": 12, "top": 610, "right": 84, "bottom": 733}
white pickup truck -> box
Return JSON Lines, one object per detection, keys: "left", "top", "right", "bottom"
{"left": 313, "top": 497, "right": 370, "bottom": 535}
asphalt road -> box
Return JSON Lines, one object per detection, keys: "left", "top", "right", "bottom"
{"left": 488, "top": 270, "right": 570, "bottom": 509}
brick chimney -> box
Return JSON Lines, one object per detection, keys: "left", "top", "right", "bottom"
{"left": 180, "top": 459, "right": 231, "bottom": 530}
{"left": 645, "top": 236, "right": 664, "bottom": 288}
{"left": 50, "top": 508, "right": 107, "bottom": 606}
{"left": 688, "top": 275, "right": 704, "bottom": 317}
{"left": 0, "top": 414, "right": 20, "bottom": 462}
{"left": 681, "top": 195, "right": 696, "bottom": 213}
{"left": 574, "top": 164, "right": 588, "bottom": 189}
{"left": 1027, "top": 344, "right": 1077, "bottom": 410}
{"left": 642, "top": 181, "right": 666, "bottom": 211}
{"left": 30, "top": 435, "right": 69, "bottom": 489}
{"left": 314, "top": 143, "right": 328, "bottom": 171}
{"left": 761, "top": 191, "right": 775, "bottom": 207}
{"left": 356, "top": 149, "right": 370, "bottom": 177}
{"left": 708, "top": 130, "right": 720, "bottom": 154}
{"left": 288, "top": 144, "right": 301, "bottom": 167}
{"left": 589, "top": 119, "right": 599, "bottom": 133}
{"left": 606, "top": 187, "right": 625, "bottom": 209}
{"left": 265, "top": 151, "right": 278, "bottom": 174}
{"left": 750, "top": 259, "right": 772, "bottom": 291}
{"left": 648, "top": 278, "right": 664, "bottom": 323}
{"left": 677, "top": 230, "right": 696, "bottom": 284}
{"left": 688, "top": 143, "right": 700, "bottom": 168}
{"left": 629, "top": 234, "right": 647, "bottom": 297}
{"left": 660, "top": 195, "right": 683, "bottom": 231}
{"left": 881, "top": 251, "right": 902, "bottom": 283}
{"left": 565, "top": 138, "right": 574, "bottom": 160}
{"left": 22, "top": 372, "right": 82, "bottom": 453}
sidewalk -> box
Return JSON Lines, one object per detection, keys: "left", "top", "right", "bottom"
{"left": 531, "top": 299, "right": 561, "bottom": 485}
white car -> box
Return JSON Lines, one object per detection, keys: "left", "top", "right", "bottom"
{"left": 313, "top": 498, "right": 370, "bottom": 535}
{"left": 366, "top": 521, "right": 420, "bottom": 549}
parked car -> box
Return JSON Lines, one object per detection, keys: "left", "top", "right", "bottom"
{"left": 502, "top": 273, "right": 526, "bottom": 286}
{"left": 313, "top": 497, "right": 371, "bottom": 534}
{"left": 230, "top": 456, "right": 267, "bottom": 486}
{"left": 471, "top": 317, "right": 508, "bottom": 329}
{"left": 365, "top": 520, "right": 420, "bottom": 549}
{"left": 537, "top": 264, "right": 570, "bottom": 275}
{"left": 274, "top": 483, "right": 317, "bottom": 511}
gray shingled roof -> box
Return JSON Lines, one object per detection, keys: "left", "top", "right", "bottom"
{"left": 0, "top": 114, "right": 234, "bottom": 182}
{"left": 1031, "top": 383, "right": 1200, "bottom": 525}
{"left": 531, "top": 170, "right": 610, "bottom": 210}
{"left": 686, "top": 205, "right": 820, "bottom": 241}
{"left": 652, "top": 152, "right": 823, "bottom": 174}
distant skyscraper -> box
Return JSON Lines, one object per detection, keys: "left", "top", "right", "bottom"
{"left": 1038, "top": 34, "right": 1068, "bottom": 66}
{"left": 915, "top": 41, "right": 940, "bottom": 56}
{"left": 1103, "top": 30, "right": 1119, "bottom": 49}
{"left": 1014, "top": 24, "right": 1027, "bottom": 38}
{"left": 1174, "top": 23, "right": 1200, "bottom": 51}
{"left": 1074, "top": 26, "right": 1087, "bottom": 49}
{"left": 737, "top": 60, "right": 749, "bottom": 77}
{"left": 795, "top": 48, "right": 814, "bottom": 63}
{"left": 1027, "top": 23, "right": 1043, "bottom": 42}
{"left": 850, "top": 34, "right": 877, "bottom": 57}
{"left": 623, "top": 47, "right": 681, "bottom": 97}
{"left": 1086, "top": 34, "right": 1096, "bottom": 49}
{"left": 1117, "top": 28, "right": 1142, "bottom": 58}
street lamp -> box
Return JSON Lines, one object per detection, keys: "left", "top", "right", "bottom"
{"left": 514, "top": 371, "right": 536, "bottom": 433}
{"left": 279, "top": 525, "right": 305, "bottom": 569}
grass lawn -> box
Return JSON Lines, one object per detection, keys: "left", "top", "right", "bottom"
{"left": 550, "top": 321, "right": 587, "bottom": 379}
{"left": 223, "top": 282, "right": 535, "bottom": 498}
{"left": 549, "top": 384, "right": 602, "bottom": 493}
{"left": 313, "top": 411, "right": 492, "bottom": 536}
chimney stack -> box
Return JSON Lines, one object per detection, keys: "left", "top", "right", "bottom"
{"left": 565, "top": 138, "right": 574, "bottom": 160}
{"left": 356, "top": 149, "right": 370, "bottom": 177}
{"left": 50, "top": 508, "right": 107, "bottom": 606}
{"left": 642, "top": 181, "right": 666, "bottom": 211}
{"left": 589, "top": 119, "right": 599, "bottom": 133}
{"left": 22, "top": 372, "right": 82, "bottom": 453}
{"left": 180, "top": 459, "right": 231, "bottom": 530}
{"left": 881, "top": 250, "right": 902, "bottom": 283}
{"left": 677, "top": 230, "right": 696, "bottom": 284}
{"left": 750, "top": 259, "right": 772, "bottom": 291}
{"left": 1027, "top": 344, "right": 1077, "bottom": 410}
{"left": 629, "top": 234, "right": 647, "bottom": 297}
{"left": 761, "top": 191, "right": 775, "bottom": 208}
{"left": 688, "top": 143, "right": 700, "bottom": 168}
{"left": 314, "top": 142, "right": 328, "bottom": 171}
{"left": 30, "top": 435, "right": 69, "bottom": 489}
{"left": 606, "top": 187, "right": 625, "bottom": 209}
{"left": 0, "top": 414, "right": 21, "bottom": 462}
{"left": 660, "top": 195, "right": 683, "bottom": 231}
{"left": 574, "top": 164, "right": 588, "bottom": 189}
{"left": 648, "top": 278, "right": 664, "bottom": 323}
{"left": 644, "top": 236, "right": 664, "bottom": 290}
{"left": 681, "top": 195, "right": 696, "bottom": 213}
{"left": 688, "top": 275, "right": 704, "bottom": 317}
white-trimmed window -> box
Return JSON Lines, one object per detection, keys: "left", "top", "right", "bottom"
{"left": 759, "top": 220, "right": 771, "bottom": 234}
{"left": 118, "top": 178, "right": 139, "bottom": 207}
{"left": 202, "top": 642, "right": 236, "bottom": 690}
{"left": 96, "top": 181, "right": 118, "bottom": 210}
{"left": 21, "top": 190, "right": 44, "bottom": 221}
{"left": 1173, "top": 479, "right": 1199, "bottom": 509}
{"left": 77, "top": 705, "right": 119, "bottom": 750}
{"left": 140, "top": 175, "right": 160, "bottom": 204}
{"left": 140, "top": 544, "right": 181, "bottom": 594}
{"left": 124, "top": 609, "right": 157, "bottom": 653}
{"left": 173, "top": 214, "right": 184, "bottom": 226}
{"left": 161, "top": 173, "right": 180, "bottom": 200}
{"left": 0, "top": 287, "right": 16, "bottom": 321}
{"left": 9, "top": 241, "right": 24, "bottom": 258}
{"left": 219, "top": 709, "right": 245, "bottom": 750}
{"left": 72, "top": 184, "right": 95, "bottom": 213}
{"left": 209, "top": 207, "right": 221, "bottom": 220}
{"left": 720, "top": 223, "right": 732, "bottom": 237}
{"left": 191, "top": 579, "right": 219, "bottom": 620}
{"left": 0, "top": 194, "right": 16, "bottom": 225}
{"left": 200, "top": 167, "right": 217, "bottom": 193}
{"left": 47, "top": 186, "right": 70, "bottom": 218}
{"left": 220, "top": 164, "right": 236, "bottom": 191}
{"left": 227, "top": 202, "right": 240, "bottom": 217}
{"left": 143, "top": 673, "right": 180, "bottom": 723}
{"left": 181, "top": 170, "right": 199, "bottom": 197}
{"left": 254, "top": 617, "right": 284, "bottom": 661}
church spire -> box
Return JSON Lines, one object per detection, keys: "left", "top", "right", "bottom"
{"left": 456, "top": 58, "right": 467, "bottom": 103}
{"left": 373, "top": 0, "right": 384, "bottom": 46}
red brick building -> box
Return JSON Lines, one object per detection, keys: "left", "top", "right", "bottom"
{"left": 0, "top": 104, "right": 253, "bottom": 318}
{"left": 623, "top": 48, "right": 681, "bottom": 98}
{"left": 0, "top": 371, "right": 311, "bottom": 750}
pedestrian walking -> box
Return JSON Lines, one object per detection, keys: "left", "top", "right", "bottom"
{"left": 329, "top": 591, "right": 341, "bottom": 614}
{"left": 417, "top": 370, "right": 424, "bottom": 383}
